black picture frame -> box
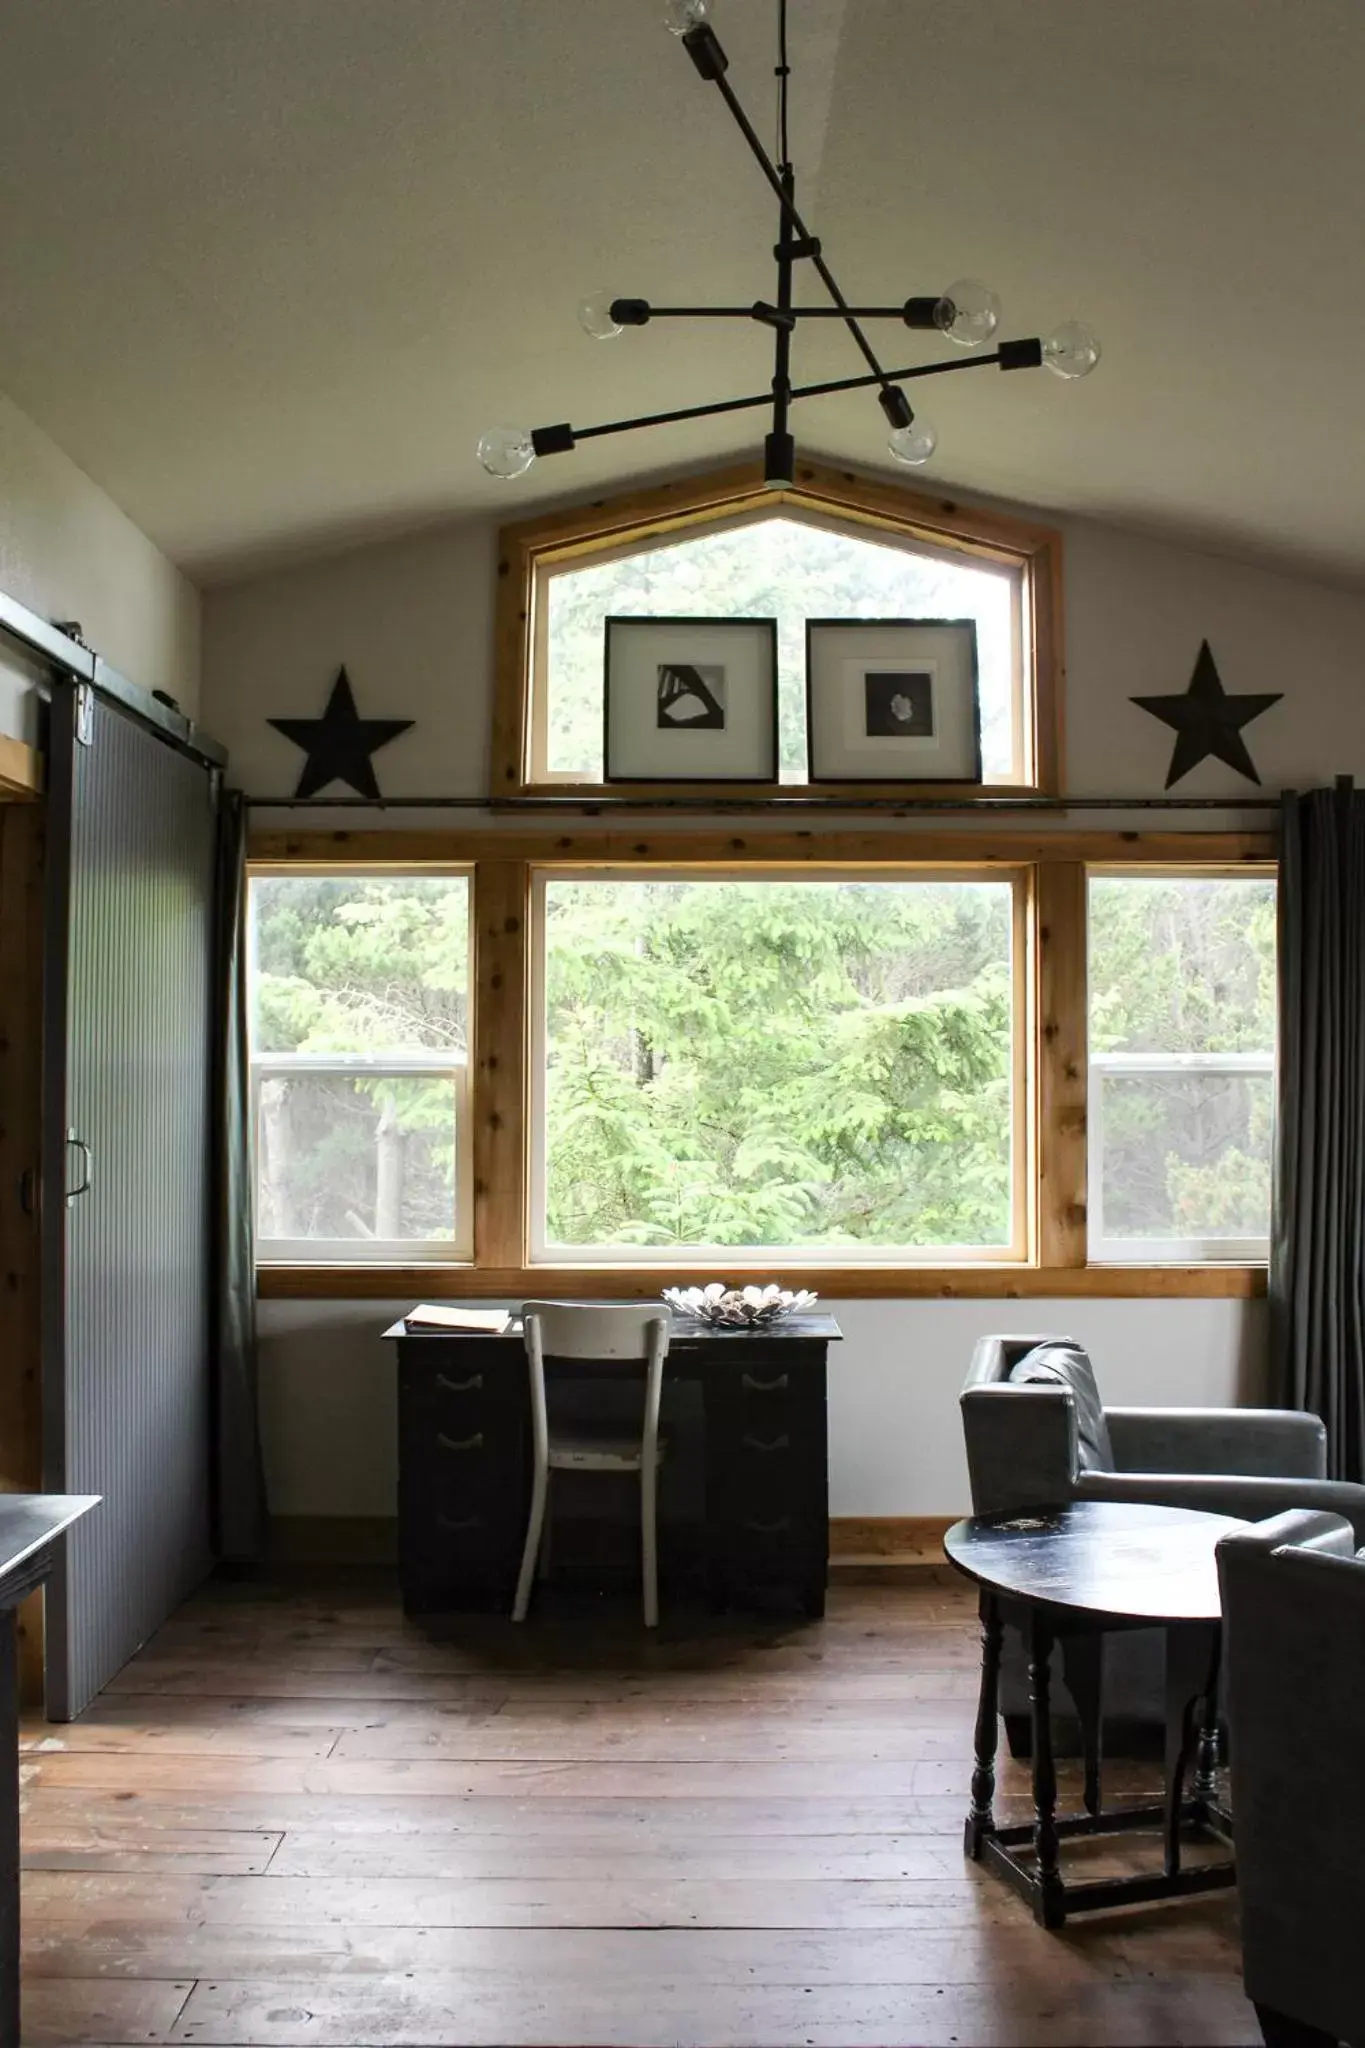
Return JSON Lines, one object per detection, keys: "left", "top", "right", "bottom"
{"left": 603, "top": 615, "right": 780, "bottom": 783}
{"left": 803, "top": 617, "right": 983, "bottom": 784}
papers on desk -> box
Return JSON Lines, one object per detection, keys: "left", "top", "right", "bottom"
{"left": 404, "top": 1304, "right": 512, "bottom": 1334}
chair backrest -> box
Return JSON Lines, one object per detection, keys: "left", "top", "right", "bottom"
{"left": 520, "top": 1303, "right": 671, "bottom": 1467}
{"left": 522, "top": 1302, "right": 670, "bottom": 1362}
{"left": 1217, "top": 1510, "right": 1365, "bottom": 2044}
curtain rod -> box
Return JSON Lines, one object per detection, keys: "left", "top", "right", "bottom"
{"left": 244, "top": 793, "right": 1281, "bottom": 814}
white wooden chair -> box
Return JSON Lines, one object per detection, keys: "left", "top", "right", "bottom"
{"left": 513, "top": 1303, "right": 670, "bottom": 1627}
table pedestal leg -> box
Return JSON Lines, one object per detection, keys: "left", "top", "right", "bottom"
{"left": 965, "top": 1594, "right": 1001, "bottom": 1859}
{"left": 1028, "top": 1611, "right": 1065, "bottom": 1928}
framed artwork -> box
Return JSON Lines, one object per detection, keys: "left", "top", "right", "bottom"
{"left": 804, "top": 618, "right": 982, "bottom": 783}
{"left": 603, "top": 616, "right": 779, "bottom": 782}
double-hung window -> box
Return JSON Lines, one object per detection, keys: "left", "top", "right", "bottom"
{"left": 1087, "top": 870, "right": 1277, "bottom": 1262}
{"left": 248, "top": 870, "right": 473, "bottom": 1263}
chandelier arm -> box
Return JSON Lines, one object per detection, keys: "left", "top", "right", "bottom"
{"left": 533, "top": 346, "right": 1032, "bottom": 458}
{"left": 698, "top": 55, "right": 894, "bottom": 394}
{"left": 793, "top": 350, "right": 1012, "bottom": 403}
{"left": 568, "top": 387, "right": 776, "bottom": 444}
{"left": 632, "top": 306, "right": 946, "bottom": 321}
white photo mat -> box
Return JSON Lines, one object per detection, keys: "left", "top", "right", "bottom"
{"left": 805, "top": 618, "right": 982, "bottom": 782}
{"left": 604, "top": 616, "right": 779, "bottom": 782}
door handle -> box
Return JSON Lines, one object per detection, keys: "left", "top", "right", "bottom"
{"left": 64, "top": 1130, "right": 92, "bottom": 1206}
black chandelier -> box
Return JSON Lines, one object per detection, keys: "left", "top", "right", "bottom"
{"left": 477, "top": 0, "right": 1099, "bottom": 488}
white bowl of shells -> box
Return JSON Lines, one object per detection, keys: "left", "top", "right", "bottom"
{"left": 661, "top": 1282, "right": 819, "bottom": 1328}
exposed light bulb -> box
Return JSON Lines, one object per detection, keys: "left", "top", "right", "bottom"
{"left": 663, "top": 0, "right": 708, "bottom": 32}
{"left": 1042, "top": 321, "right": 1101, "bottom": 379}
{"left": 578, "top": 290, "right": 623, "bottom": 341}
{"left": 476, "top": 425, "right": 536, "bottom": 479}
{"left": 934, "top": 279, "right": 1000, "bottom": 348}
{"left": 887, "top": 418, "right": 937, "bottom": 467}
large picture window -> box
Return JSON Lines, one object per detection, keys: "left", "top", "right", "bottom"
{"left": 248, "top": 871, "right": 472, "bottom": 1263}
{"left": 1087, "top": 871, "right": 1276, "bottom": 1262}
{"left": 530, "top": 870, "right": 1024, "bottom": 1261}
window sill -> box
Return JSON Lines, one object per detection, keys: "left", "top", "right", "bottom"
{"left": 255, "top": 1262, "right": 1268, "bottom": 1302}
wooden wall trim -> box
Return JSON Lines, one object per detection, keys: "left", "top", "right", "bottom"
{"left": 828, "top": 1516, "right": 955, "bottom": 1567}
{"left": 266, "top": 1512, "right": 957, "bottom": 1569}
{"left": 1035, "top": 862, "right": 1088, "bottom": 1268}
{"left": 0, "top": 733, "right": 42, "bottom": 801}
{"left": 250, "top": 827, "right": 1277, "bottom": 868}
{"left": 471, "top": 861, "right": 529, "bottom": 1269}
{"left": 256, "top": 1262, "right": 1266, "bottom": 1301}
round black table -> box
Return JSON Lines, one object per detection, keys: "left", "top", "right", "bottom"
{"left": 944, "top": 1499, "right": 1248, "bottom": 1928}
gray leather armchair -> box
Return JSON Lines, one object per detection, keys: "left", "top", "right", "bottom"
{"left": 1218, "top": 1508, "right": 1364, "bottom": 2048}
{"left": 960, "top": 1335, "right": 1365, "bottom": 1750}
{"left": 962, "top": 1335, "right": 1365, "bottom": 1537}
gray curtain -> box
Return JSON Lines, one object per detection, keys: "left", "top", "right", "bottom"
{"left": 211, "top": 788, "right": 268, "bottom": 1557}
{"left": 1269, "top": 784, "right": 1365, "bottom": 1479}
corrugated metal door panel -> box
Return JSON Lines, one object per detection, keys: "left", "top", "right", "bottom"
{"left": 44, "top": 686, "right": 215, "bottom": 1720}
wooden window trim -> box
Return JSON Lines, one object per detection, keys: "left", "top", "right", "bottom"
{"left": 256, "top": 1262, "right": 1267, "bottom": 1301}
{"left": 0, "top": 733, "right": 43, "bottom": 801}
{"left": 247, "top": 826, "right": 1275, "bottom": 1302}
{"left": 491, "top": 456, "right": 1065, "bottom": 802}
{"left": 250, "top": 827, "right": 1275, "bottom": 869}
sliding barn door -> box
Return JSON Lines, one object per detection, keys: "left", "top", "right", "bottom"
{"left": 43, "top": 684, "right": 217, "bottom": 1718}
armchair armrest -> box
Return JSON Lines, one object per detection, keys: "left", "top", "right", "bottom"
{"left": 1216, "top": 1507, "right": 1356, "bottom": 1558}
{"left": 1104, "top": 1406, "right": 1326, "bottom": 1479}
{"left": 963, "top": 1335, "right": 1071, "bottom": 1392}
{"left": 959, "top": 1382, "right": 1077, "bottom": 1516}
{"left": 1075, "top": 1467, "right": 1365, "bottom": 1544}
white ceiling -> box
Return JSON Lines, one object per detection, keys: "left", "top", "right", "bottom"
{"left": 1, "top": 0, "right": 1363, "bottom": 586}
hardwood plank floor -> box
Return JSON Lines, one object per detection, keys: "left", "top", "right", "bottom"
{"left": 18, "top": 1569, "right": 1258, "bottom": 2046}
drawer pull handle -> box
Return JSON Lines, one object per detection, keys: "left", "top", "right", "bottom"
{"left": 741, "top": 1372, "right": 789, "bottom": 1394}
{"left": 437, "top": 1511, "right": 485, "bottom": 1534}
{"left": 742, "top": 1432, "right": 789, "bottom": 1453}
{"left": 743, "top": 1515, "right": 792, "bottom": 1536}
{"left": 436, "top": 1372, "right": 484, "bottom": 1394}
{"left": 437, "top": 1431, "right": 484, "bottom": 1454}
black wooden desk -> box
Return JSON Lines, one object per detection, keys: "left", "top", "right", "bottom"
{"left": 0, "top": 1492, "right": 98, "bottom": 2044}
{"left": 945, "top": 1500, "right": 1243, "bottom": 1929}
{"left": 382, "top": 1313, "right": 839, "bottom": 1618}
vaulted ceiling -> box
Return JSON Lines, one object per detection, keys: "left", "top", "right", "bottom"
{"left": 1, "top": 0, "right": 1362, "bottom": 585}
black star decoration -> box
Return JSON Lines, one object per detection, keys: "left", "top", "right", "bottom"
{"left": 1131, "top": 641, "right": 1281, "bottom": 790}
{"left": 269, "top": 666, "right": 413, "bottom": 799}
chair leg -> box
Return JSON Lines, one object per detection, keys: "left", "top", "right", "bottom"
{"left": 640, "top": 1460, "right": 659, "bottom": 1629}
{"left": 513, "top": 1465, "right": 549, "bottom": 1624}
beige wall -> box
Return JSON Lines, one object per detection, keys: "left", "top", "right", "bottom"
{"left": 259, "top": 1295, "right": 1265, "bottom": 1520}
{"left": 0, "top": 389, "right": 200, "bottom": 748}
{"left": 204, "top": 473, "right": 1365, "bottom": 809}
{"left": 203, "top": 469, "right": 1347, "bottom": 1517}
